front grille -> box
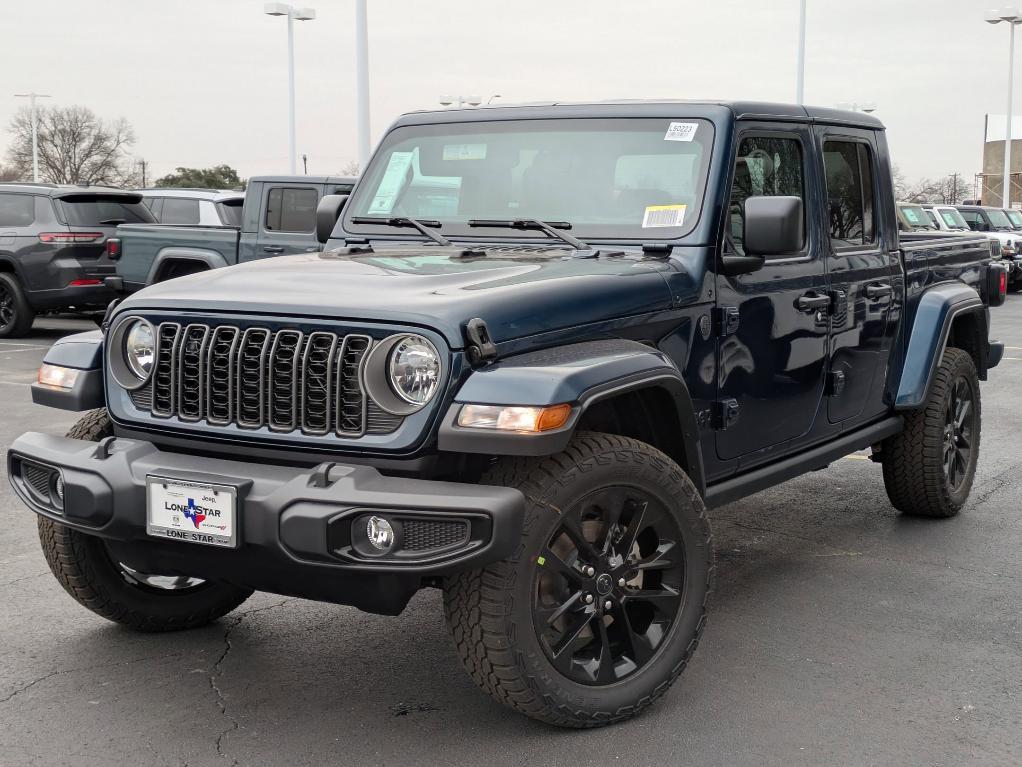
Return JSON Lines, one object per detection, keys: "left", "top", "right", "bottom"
{"left": 146, "top": 321, "right": 374, "bottom": 436}
{"left": 402, "top": 519, "right": 470, "bottom": 552}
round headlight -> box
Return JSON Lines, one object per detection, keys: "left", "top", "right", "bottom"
{"left": 388, "top": 334, "right": 440, "bottom": 406}
{"left": 124, "top": 320, "right": 155, "bottom": 380}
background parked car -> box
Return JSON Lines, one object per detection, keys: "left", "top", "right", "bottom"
{"left": 139, "top": 188, "right": 245, "bottom": 226}
{"left": 109, "top": 175, "right": 355, "bottom": 291}
{"left": 922, "top": 204, "right": 971, "bottom": 232}
{"left": 897, "top": 202, "right": 939, "bottom": 232}
{"left": 957, "top": 204, "right": 1022, "bottom": 286}
{"left": 0, "top": 183, "right": 155, "bottom": 337}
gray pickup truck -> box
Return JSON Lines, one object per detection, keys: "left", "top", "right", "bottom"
{"left": 9, "top": 101, "right": 1008, "bottom": 728}
{"left": 107, "top": 175, "right": 355, "bottom": 291}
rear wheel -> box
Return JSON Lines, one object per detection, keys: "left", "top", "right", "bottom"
{"left": 444, "top": 433, "right": 713, "bottom": 727}
{"left": 0, "top": 272, "right": 34, "bottom": 338}
{"left": 881, "top": 347, "right": 981, "bottom": 517}
{"left": 37, "top": 409, "right": 252, "bottom": 631}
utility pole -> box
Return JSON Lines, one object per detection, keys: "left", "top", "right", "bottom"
{"left": 138, "top": 159, "right": 148, "bottom": 187}
{"left": 302, "top": 153, "right": 308, "bottom": 174}
{"left": 354, "top": 0, "right": 371, "bottom": 170}
{"left": 796, "top": 0, "right": 807, "bottom": 104}
{"left": 13, "top": 92, "right": 52, "bottom": 182}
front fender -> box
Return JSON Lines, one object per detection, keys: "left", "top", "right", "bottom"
{"left": 31, "top": 330, "right": 105, "bottom": 411}
{"left": 895, "top": 283, "right": 984, "bottom": 410}
{"left": 438, "top": 339, "right": 705, "bottom": 491}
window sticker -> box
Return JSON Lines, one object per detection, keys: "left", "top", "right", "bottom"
{"left": 642, "top": 204, "right": 687, "bottom": 228}
{"left": 442, "top": 143, "right": 488, "bottom": 161}
{"left": 367, "top": 151, "right": 414, "bottom": 215}
{"left": 664, "top": 122, "right": 698, "bottom": 142}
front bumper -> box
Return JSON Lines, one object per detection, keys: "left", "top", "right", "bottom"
{"left": 8, "top": 432, "right": 524, "bottom": 614}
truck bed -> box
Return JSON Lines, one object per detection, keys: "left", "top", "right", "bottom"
{"left": 115, "top": 224, "right": 241, "bottom": 290}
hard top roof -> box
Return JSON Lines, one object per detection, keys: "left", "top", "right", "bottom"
{"left": 137, "top": 188, "right": 245, "bottom": 201}
{"left": 250, "top": 175, "right": 357, "bottom": 185}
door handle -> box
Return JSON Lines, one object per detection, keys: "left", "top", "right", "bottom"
{"left": 864, "top": 282, "right": 892, "bottom": 300}
{"left": 263, "top": 246, "right": 285, "bottom": 254}
{"left": 795, "top": 292, "right": 832, "bottom": 312}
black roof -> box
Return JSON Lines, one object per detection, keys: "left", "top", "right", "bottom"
{"left": 250, "top": 175, "right": 357, "bottom": 185}
{"left": 398, "top": 99, "right": 885, "bottom": 130}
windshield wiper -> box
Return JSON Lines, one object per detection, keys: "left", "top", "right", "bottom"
{"left": 350, "top": 216, "right": 451, "bottom": 246}
{"left": 468, "top": 218, "right": 592, "bottom": 252}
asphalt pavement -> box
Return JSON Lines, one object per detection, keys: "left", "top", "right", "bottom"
{"left": 1, "top": 306, "right": 1020, "bottom": 767}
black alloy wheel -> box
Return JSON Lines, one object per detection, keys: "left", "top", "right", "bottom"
{"left": 943, "top": 376, "right": 976, "bottom": 493}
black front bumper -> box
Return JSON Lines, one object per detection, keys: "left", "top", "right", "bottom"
{"left": 8, "top": 433, "right": 524, "bottom": 614}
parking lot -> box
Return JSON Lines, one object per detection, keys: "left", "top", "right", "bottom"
{"left": 0, "top": 303, "right": 1019, "bottom": 767}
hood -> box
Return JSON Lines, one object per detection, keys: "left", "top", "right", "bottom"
{"left": 119, "top": 246, "right": 687, "bottom": 348}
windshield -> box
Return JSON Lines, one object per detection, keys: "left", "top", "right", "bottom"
{"left": 346, "top": 118, "right": 714, "bottom": 240}
{"left": 938, "top": 208, "right": 969, "bottom": 229}
{"left": 58, "top": 195, "right": 154, "bottom": 226}
{"left": 899, "top": 204, "right": 935, "bottom": 230}
{"left": 986, "top": 208, "right": 1013, "bottom": 229}
{"left": 1005, "top": 209, "right": 1022, "bottom": 228}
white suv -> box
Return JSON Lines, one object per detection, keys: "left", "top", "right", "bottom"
{"left": 138, "top": 188, "right": 245, "bottom": 227}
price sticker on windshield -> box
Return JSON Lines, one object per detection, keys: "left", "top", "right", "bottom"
{"left": 664, "top": 122, "right": 698, "bottom": 142}
{"left": 642, "top": 204, "right": 687, "bottom": 228}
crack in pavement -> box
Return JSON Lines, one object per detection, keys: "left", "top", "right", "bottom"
{"left": 210, "top": 599, "right": 291, "bottom": 764}
{"left": 1, "top": 571, "right": 50, "bottom": 587}
{"left": 969, "top": 462, "right": 1022, "bottom": 508}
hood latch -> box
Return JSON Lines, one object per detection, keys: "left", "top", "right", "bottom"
{"left": 464, "top": 318, "right": 497, "bottom": 366}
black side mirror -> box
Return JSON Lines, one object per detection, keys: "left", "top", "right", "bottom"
{"left": 316, "top": 194, "right": 348, "bottom": 244}
{"left": 744, "top": 196, "right": 803, "bottom": 256}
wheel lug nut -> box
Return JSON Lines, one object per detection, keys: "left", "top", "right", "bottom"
{"left": 618, "top": 577, "right": 626, "bottom": 587}
{"left": 583, "top": 565, "right": 596, "bottom": 577}
{"left": 583, "top": 593, "right": 594, "bottom": 604}
{"left": 603, "top": 599, "right": 613, "bottom": 611}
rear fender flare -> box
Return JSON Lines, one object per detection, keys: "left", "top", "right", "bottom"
{"left": 147, "top": 248, "right": 228, "bottom": 284}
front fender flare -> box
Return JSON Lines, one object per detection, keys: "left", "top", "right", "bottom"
{"left": 437, "top": 340, "right": 705, "bottom": 493}
{"left": 895, "top": 283, "right": 985, "bottom": 410}
{"left": 31, "top": 330, "right": 105, "bottom": 411}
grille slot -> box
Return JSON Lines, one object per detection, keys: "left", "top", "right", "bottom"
{"left": 22, "top": 462, "right": 54, "bottom": 500}
{"left": 401, "top": 519, "right": 469, "bottom": 552}
{"left": 144, "top": 321, "right": 382, "bottom": 438}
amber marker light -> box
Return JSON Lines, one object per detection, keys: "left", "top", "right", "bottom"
{"left": 37, "top": 363, "right": 79, "bottom": 390}
{"left": 457, "top": 403, "right": 572, "bottom": 433}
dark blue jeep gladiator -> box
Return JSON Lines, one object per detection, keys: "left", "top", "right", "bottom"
{"left": 7, "top": 101, "right": 1008, "bottom": 728}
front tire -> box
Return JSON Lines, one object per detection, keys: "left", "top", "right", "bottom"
{"left": 444, "top": 433, "right": 713, "bottom": 727}
{"left": 881, "top": 347, "right": 981, "bottom": 517}
{"left": 37, "top": 409, "right": 253, "bottom": 631}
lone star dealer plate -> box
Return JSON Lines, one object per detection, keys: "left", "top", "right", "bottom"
{"left": 146, "top": 476, "right": 238, "bottom": 548}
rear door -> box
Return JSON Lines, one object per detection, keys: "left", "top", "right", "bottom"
{"left": 715, "top": 124, "right": 830, "bottom": 462}
{"left": 817, "top": 129, "right": 898, "bottom": 425}
{"left": 247, "top": 183, "right": 321, "bottom": 262}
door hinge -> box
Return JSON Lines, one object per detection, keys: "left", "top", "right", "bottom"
{"left": 464, "top": 317, "right": 497, "bottom": 366}
{"left": 826, "top": 370, "right": 846, "bottom": 396}
{"left": 713, "top": 306, "right": 740, "bottom": 337}
{"left": 714, "top": 398, "right": 740, "bottom": 430}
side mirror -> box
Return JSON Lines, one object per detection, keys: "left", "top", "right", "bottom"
{"left": 744, "top": 196, "right": 803, "bottom": 256}
{"left": 316, "top": 194, "right": 348, "bottom": 244}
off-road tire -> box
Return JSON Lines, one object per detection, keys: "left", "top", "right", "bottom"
{"left": 0, "top": 272, "right": 34, "bottom": 338}
{"left": 36, "top": 409, "right": 253, "bottom": 631}
{"left": 881, "top": 347, "right": 981, "bottom": 517}
{"left": 443, "top": 432, "right": 713, "bottom": 728}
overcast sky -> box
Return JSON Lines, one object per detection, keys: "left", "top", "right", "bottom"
{"left": 0, "top": 0, "right": 1009, "bottom": 186}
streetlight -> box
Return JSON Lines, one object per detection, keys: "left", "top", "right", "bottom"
{"left": 13, "top": 92, "right": 51, "bottom": 182}
{"left": 264, "top": 2, "right": 316, "bottom": 175}
{"left": 795, "top": 0, "right": 807, "bottom": 104}
{"left": 439, "top": 95, "right": 482, "bottom": 108}
{"left": 836, "top": 101, "right": 877, "bottom": 114}
{"left": 987, "top": 7, "right": 1022, "bottom": 207}
{"left": 354, "top": 0, "right": 371, "bottom": 171}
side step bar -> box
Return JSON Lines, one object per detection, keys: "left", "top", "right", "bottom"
{"left": 703, "top": 416, "right": 903, "bottom": 509}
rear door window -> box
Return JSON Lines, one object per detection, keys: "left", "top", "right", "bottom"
{"left": 0, "top": 194, "right": 35, "bottom": 227}
{"left": 58, "top": 196, "right": 155, "bottom": 226}
{"left": 264, "top": 187, "right": 317, "bottom": 232}
{"left": 822, "top": 141, "right": 876, "bottom": 249}
{"left": 159, "top": 197, "right": 201, "bottom": 225}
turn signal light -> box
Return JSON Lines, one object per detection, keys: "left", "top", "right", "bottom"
{"left": 39, "top": 232, "right": 103, "bottom": 243}
{"left": 38, "top": 363, "right": 79, "bottom": 390}
{"left": 457, "top": 403, "right": 572, "bottom": 433}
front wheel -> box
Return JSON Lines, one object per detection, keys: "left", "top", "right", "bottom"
{"left": 37, "top": 409, "right": 252, "bottom": 631}
{"left": 0, "top": 272, "right": 34, "bottom": 338}
{"left": 444, "top": 433, "right": 713, "bottom": 727}
{"left": 881, "top": 347, "right": 981, "bottom": 517}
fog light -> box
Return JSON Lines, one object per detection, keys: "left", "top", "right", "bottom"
{"left": 366, "top": 516, "right": 395, "bottom": 551}
{"left": 37, "top": 363, "right": 79, "bottom": 390}
{"left": 54, "top": 474, "right": 65, "bottom": 502}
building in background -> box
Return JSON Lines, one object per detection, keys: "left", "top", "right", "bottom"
{"left": 980, "top": 113, "right": 1022, "bottom": 206}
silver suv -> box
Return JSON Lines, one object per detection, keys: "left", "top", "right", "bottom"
{"left": 138, "top": 188, "right": 244, "bottom": 226}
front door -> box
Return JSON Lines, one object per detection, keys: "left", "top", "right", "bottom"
{"left": 246, "top": 184, "right": 322, "bottom": 263}
{"left": 715, "top": 126, "right": 829, "bottom": 462}
{"left": 817, "top": 129, "right": 898, "bottom": 424}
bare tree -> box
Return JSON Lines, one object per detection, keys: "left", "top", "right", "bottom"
{"left": 5, "top": 105, "right": 137, "bottom": 186}
{"left": 338, "top": 160, "right": 360, "bottom": 176}
{"left": 0, "top": 163, "right": 20, "bottom": 182}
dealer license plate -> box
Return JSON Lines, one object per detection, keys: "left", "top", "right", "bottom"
{"left": 146, "top": 476, "right": 238, "bottom": 548}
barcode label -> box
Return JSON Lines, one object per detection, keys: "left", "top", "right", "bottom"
{"left": 664, "top": 122, "right": 698, "bottom": 142}
{"left": 642, "top": 204, "right": 687, "bottom": 228}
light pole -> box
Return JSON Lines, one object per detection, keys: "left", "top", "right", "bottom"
{"left": 987, "top": 8, "right": 1022, "bottom": 207}
{"left": 13, "top": 92, "right": 51, "bottom": 182}
{"left": 836, "top": 101, "right": 877, "bottom": 114}
{"left": 439, "top": 95, "right": 482, "bottom": 108}
{"left": 355, "top": 0, "right": 371, "bottom": 171}
{"left": 796, "top": 0, "right": 807, "bottom": 104}
{"left": 264, "top": 3, "right": 316, "bottom": 175}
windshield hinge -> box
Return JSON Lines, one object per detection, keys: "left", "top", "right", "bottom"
{"left": 641, "top": 243, "right": 673, "bottom": 257}
{"left": 464, "top": 318, "right": 497, "bottom": 366}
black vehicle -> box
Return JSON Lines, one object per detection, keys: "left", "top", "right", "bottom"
{"left": 8, "top": 101, "right": 1007, "bottom": 727}
{"left": 107, "top": 175, "right": 355, "bottom": 292}
{"left": 0, "top": 183, "right": 154, "bottom": 337}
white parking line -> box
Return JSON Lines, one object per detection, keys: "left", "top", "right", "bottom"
{"left": 1, "top": 347, "right": 48, "bottom": 354}
{"left": 0, "top": 341, "right": 48, "bottom": 348}
{"left": 0, "top": 381, "right": 30, "bottom": 387}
